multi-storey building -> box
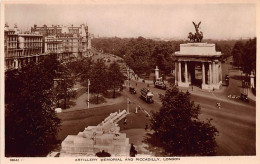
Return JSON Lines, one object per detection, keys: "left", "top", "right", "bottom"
{"left": 4, "top": 24, "right": 19, "bottom": 70}
{"left": 4, "top": 23, "right": 92, "bottom": 71}
{"left": 4, "top": 24, "right": 44, "bottom": 70}
{"left": 31, "top": 23, "right": 92, "bottom": 58}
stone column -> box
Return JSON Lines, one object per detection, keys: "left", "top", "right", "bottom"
{"left": 216, "top": 62, "right": 219, "bottom": 83}
{"left": 212, "top": 62, "right": 215, "bottom": 84}
{"left": 209, "top": 63, "right": 212, "bottom": 85}
{"left": 250, "top": 73, "right": 255, "bottom": 88}
{"left": 202, "top": 62, "right": 205, "bottom": 84}
{"left": 155, "top": 66, "right": 159, "bottom": 79}
{"left": 175, "top": 62, "right": 178, "bottom": 85}
{"left": 178, "top": 62, "right": 182, "bottom": 82}
{"left": 220, "top": 63, "right": 222, "bottom": 82}
{"left": 185, "top": 61, "right": 188, "bottom": 83}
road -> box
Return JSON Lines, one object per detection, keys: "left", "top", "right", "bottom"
{"left": 58, "top": 54, "right": 255, "bottom": 156}
{"left": 124, "top": 78, "right": 255, "bottom": 156}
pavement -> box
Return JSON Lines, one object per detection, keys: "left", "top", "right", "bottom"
{"left": 63, "top": 92, "right": 125, "bottom": 113}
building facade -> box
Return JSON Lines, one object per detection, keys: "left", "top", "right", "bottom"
{"left": 4, "top": 24, "right": 44, "bottom": 70}
{"left": 31, "top": 24, "right": 92, "bottom": 58}
{"left": 174, "top": 43, "right": 222, "bottom": 90}
{"left": 4, "top": 23, "right": 93, "bottom": 71}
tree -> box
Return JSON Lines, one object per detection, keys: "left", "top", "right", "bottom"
{"left": 147, "top": 86, "right": 218, "bottom": 156}
{"left": 231, "top": 41, "right": 244, "bottom": 67}
{"left": 5, "top": 56, "right": 61, "bottom": 156}
{"left": 66, "top": 58, "right": 93, "bottom": 82}
{"left": 241, "top": 38, "right": 256, "bottom": 75}
{"left": 89, "top": 59, "right": 108, "bottom": 104}
{"left": 54, "top": 64, "right": 75, "bottom": 109}
{"left": 108, "top": 61, "right": 125, "bottom": 98}
{"left": 152, "top": 42, "right": 174, "bottom": 75}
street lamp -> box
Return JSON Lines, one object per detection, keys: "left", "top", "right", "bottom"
{"left": 241, "top": 72, "right": 243, "bottom": 88}
{"left": 88, "top": 79, "right": 90, "bottom": 108}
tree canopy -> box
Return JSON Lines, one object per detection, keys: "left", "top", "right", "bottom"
{"left": 5, "top": 56, "right": 61, "bottom": 156}
{"left": 89, "top": 59, "right": 109, "bottom": 103}
{"left": 147, "top": 86, "right": 219, "bottom": 156}
{"left": 92, "top": 37, "right": 238, "bottom": 76}
{"left": 232, "top": 38, "right": 256, "bottom": 74}
{"left": 108, "top": 61, "right": 125, "bottom": 98}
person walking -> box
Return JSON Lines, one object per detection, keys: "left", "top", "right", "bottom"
{"left": 124, "top": 118, "right": 127, "bottom": 126}
{"left": 130, "top": 143, "right": 137, "bottom": 157}
{"left": 145, "top": 123, "right": 148, "bottom": 131}
{"left": 216, "top": 102, "right": 221, "bottom": 109}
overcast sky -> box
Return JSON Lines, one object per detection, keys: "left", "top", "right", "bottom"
{"left": 5, "top": 3, "right": 256, "bottom": 39}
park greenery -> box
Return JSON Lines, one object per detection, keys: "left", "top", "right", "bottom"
{"left": 67, "top": 59, "right": 125, "bottom": 104}
{"left": 5, "top": 55, "right": 125, "bottom": 156}
{"left": 5, "top": 56, "right": 61, "bottom": 156}
{"left": 231, "top": 38, "right": 256, "bottom": 75}
{"left": 146, "top": 86, "right": 219, "bottom": 156}
{"left": 92, "top": 37, "right": 247, "bottom": 76}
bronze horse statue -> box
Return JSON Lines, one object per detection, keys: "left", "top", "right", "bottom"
{"left": 188, "top": 31, "right": 203, "bottom": 42}
{"left": 188, "top": 21, "right": 203, "bottom": 42}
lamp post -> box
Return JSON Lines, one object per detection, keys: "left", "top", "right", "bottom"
{"left": 241, "top": 71, "right": 243, "bottom": 88}
{"left": 88, "top": 79, "right": 90, "bottom": 108}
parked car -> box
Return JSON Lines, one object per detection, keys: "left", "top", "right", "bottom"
{"left": 240, "top": 93, "right": 249, "bottom": 102}
{"left": 129, "top": 87, "right": 136, "bottom": 94}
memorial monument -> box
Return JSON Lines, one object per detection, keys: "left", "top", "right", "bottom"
{"left": 60, "top": 110, "right": 130, "bottom": 156}
{"left": 174, "top": 21, "right": 222, "bottom": 90}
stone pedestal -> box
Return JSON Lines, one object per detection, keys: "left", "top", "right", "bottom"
{"left": 155, "top": 66, "right": 159, "bottom": 79}
{"left": 250, "top": 74, "right": 255, "bottom": 88}
{"left": 178, "top": 82, "right": 190, "bottom": 87}
{"left": 61, "top": 110, "right": 130, "bottom": 157}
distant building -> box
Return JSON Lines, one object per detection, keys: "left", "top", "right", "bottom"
{"left": 4, "top": 23, "right": 93, "bottom": 71}
{"left": 4, "top": 23, "right": 44, "bottom": 70}
{"left": 31, "top": 23, "right": 92, "bottom": 58}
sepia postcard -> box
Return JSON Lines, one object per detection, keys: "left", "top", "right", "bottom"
{"left": 0, "top": 0, "right": 259, "bottom": 164}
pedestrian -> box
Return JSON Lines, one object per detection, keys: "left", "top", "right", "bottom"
{"left": 192, "top": 86, "right": 193, "bottom": 91}
{"left": 130, "top": 143, "right": 137, "bottom": 157}
{"left": 123, "top": 118, "right": 127, "bottom": 126}
{"left": 145, "top": 123, "right": 148, "bottom": 131}
{"left": 216, "top": 102, "right": 221, "bottom": 109}
{"left": 135, "top": 107, "right": 138, "bottom": 114}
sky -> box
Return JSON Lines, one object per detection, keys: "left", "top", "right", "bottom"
{"left": 4, "top": 3, "right": 256, "bottom": 40}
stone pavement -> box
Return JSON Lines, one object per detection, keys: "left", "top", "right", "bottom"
{"left": 63, "top": 92, "right": 125, "bottom": 113}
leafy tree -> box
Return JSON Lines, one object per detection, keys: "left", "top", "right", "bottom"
{"left": 54, "top": 64, "right": 75, "bottom": 109}
{"left": 241, "top": 38, "right": 256, "bottom": 75}
{"left": 5, "top": 56, "right": 61, "bottom": 157}
{"left": 89, "top": 59, "right": 108, "bottom": 103}
{"left": 231, "top": 41, "right": 244, "bottom": 67}
{"left": 147, "top": 86, "right": 218, "bottom": 156}
{"left": 152, "top": 42, "right": 174, "bottom": 74}
{"left": 66, "top": 58, "right": 93, "bottom": 82}
{"left": 108, "top": 61, "right": 125, "bottom": 98}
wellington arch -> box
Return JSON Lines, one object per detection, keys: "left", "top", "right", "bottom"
{"left": 173, "top": 22, "right": 222, "bottom": 90}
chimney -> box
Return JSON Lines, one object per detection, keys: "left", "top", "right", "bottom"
{"left": 5, "top": 23, "right": 9, "bottom": 31}
{"left": 14, "top": 24, "right": 19, "bottom": 34}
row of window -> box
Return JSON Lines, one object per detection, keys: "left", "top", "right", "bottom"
{"left": 23, "top": 38, "right": 42, "bottom": 42}
{"left": 7, "top": 36, "right": 18, "bottom": 41}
